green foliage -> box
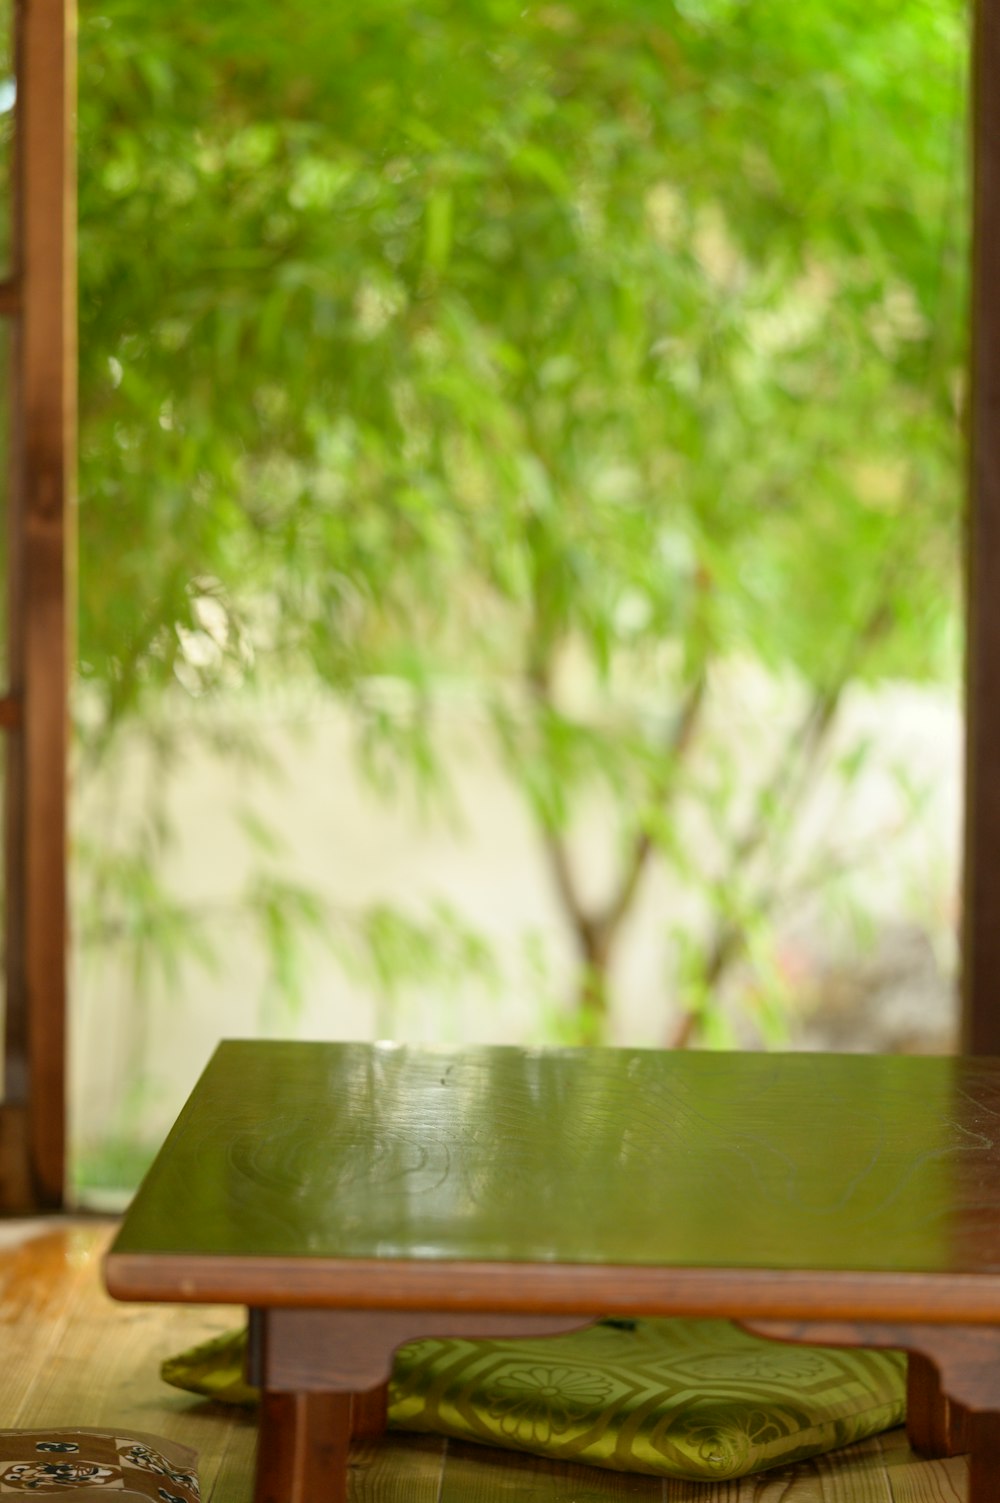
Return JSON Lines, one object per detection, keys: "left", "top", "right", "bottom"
{"left": 72, "top": 1134, "right": 159, "bottom": 1208}
{"left": 75, "top": 0, "right": 967, "bottom": 1042}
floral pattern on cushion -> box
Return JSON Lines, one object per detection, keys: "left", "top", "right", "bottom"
{"left": 0, "top": 1433, "right": 198, "bottom": 1500}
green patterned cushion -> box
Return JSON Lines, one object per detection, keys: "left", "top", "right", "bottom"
{"left": 161, "top": 1318, "right": 905, "bottom": 1482}
{"left": 162, "top": 1329, "right": 258, "bottom": 1408}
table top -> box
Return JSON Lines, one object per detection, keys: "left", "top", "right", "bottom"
{"left": 105, "top": 1040, "right": 1000, "bottom": 1321}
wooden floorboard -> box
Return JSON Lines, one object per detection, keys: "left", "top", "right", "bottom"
{"left": 350, "top": 1432, "right": 447, "bottom": 1502}
{"left": 0, "top": 1220, "right": 973, "bottom": 1501}
{"left": 0, "top": 1221, "right": 257, "bottom": 1501}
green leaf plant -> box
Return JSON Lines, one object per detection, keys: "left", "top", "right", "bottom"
{"left": 75, "top": 0, "right": 966, "bottom": 1048}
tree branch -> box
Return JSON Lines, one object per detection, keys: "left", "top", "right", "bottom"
{"left": 600, "top": 671, "right": 707, "bottom": 941}
{"left": 667, "top": 586, "right": 897, "bottom": 1046}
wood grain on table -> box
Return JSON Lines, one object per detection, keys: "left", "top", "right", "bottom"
{"left": 108, "top": 1041, "right": 1000, "bottom": 1320}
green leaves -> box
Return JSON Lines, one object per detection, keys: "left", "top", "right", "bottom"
{"left": 74, "top": 0, "right": 967, "bottom": 1045}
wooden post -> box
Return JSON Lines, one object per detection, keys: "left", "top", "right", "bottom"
{"left": 963, "top": 0, "right": 1000, "bottom": 1054}
{"left": 2, "top": 0, "right": 75, "bottom": 1208}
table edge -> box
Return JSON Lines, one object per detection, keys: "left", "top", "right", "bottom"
{"left": 103, "top": 1250, "right": 1000, "bottom": 1324}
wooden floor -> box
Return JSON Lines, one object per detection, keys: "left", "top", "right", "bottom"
{"left": 0, "top": 1220, "right": 971, "bottom": 1501}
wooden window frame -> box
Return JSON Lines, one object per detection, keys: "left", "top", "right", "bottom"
{"left": 963, "top": 0, "right": 1000, "bottom": 1050}
{"left": 0, "top": 0, "right": 74, "bottom": 1210}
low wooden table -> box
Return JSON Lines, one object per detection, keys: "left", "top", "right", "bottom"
{"left": 105, "top": 1040, "right": 1000, "bottom": 1503}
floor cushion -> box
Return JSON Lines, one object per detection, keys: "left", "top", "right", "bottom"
{"left": 0, "top": 1429, "right": 199, "bottom": 1500}
{"left": 162, "top": 1317, "right": 905, "bottom": 1481}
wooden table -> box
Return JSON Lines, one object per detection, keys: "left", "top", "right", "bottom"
{"left": 105, "top": 1040, "right": 1000, "bottom": 1503}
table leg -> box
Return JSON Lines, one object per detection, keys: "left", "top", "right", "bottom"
{"left": 254, "top": 1390, "right": 352, "bottom": 1503}
{"left": 351, "top": 1382, "right": 389, "bottom": 1439}
{"left": 970, "top": 1412, "right": 1000, "bottom": 1502}
{"left": 907, "top": 1348, "right": 969, "bottom": 1457}
{"left": 247, "top": 1304, "right": 590, "bottom": 1503}
{"left": 741, "top": 1318, "right": 1000, "bottom": 1503}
